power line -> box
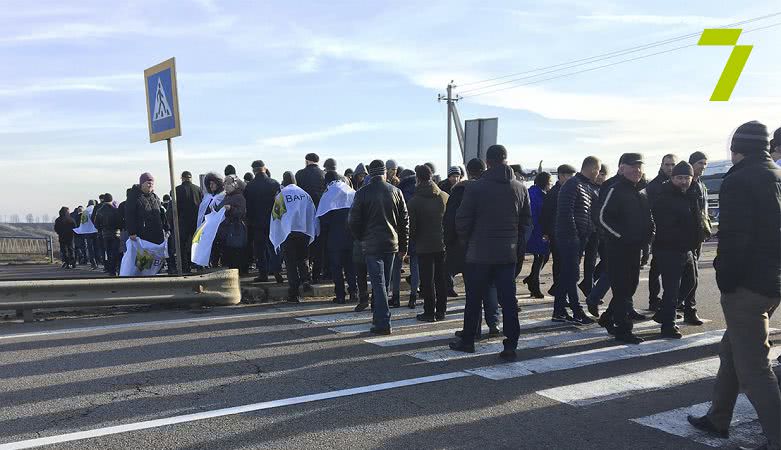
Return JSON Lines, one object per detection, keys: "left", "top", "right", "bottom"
{"left": 457, "top": 11, "right": 781, "bottom": 94}
{"left": 461, "top": 21, "right": 781, "bottom": 99}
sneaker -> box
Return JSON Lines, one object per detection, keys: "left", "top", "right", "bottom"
{"left": 369, "top": 326, "right": 391, "bottom": 335}
{"left": 354, "top": 302, "right": 369, "bottom": 312}
{"left": 487, "top": 325, "right": 502, "bottom": 338}
{"left": 449, "top": 339, "right": 475, "bottom": 353}
{"left": 573, "top": 314, "right": 596, "bottom": 325}
{"left": 416, "top": 313, "right": 436, "bottom": 323}
{"left": 615, "top": 332, "right": 644, "bottom": 344}
{"left": 407, "top": 295, "right": 417, "bottom": 309}
{"left": 551, "top": 313, "right": 573, "bottom": 323}
{"left": 389, "top": 296, "right": 400, "bottom": 308}
{"left": 499, "top": 349, "right": 517, "bottom": 361}
{"left": 629, "top": 310, "right": 648, "bottom": 321}
{"left": 661, "top": 326, "right": 682, "bottom": 339}
{"left": 597, "top": 313, "right": 616, "bottom": 335}
{"left": 686, "top": 415, "right": 729, "bottom": 439}
{"left": 587, "top": 302, "right": 600, "bottom": 317}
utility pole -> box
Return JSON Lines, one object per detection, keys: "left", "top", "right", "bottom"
{"left": 438, "top": 81, "right": 461, "bottom": 169}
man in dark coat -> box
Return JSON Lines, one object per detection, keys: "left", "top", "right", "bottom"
{"left": 449, "top": 145, "right": 532, "bottom": 360}
{"left": 175, "top": 171, "right": 202, "bottom": 273}
{"left": 319, "top": 171, "right": 357, "bottom": 304}
{"left": 94, "top": 194, "right": 122, "bottom": 276}
{"left": 645, "top": 154, "right": 678, "bottom": 311}
{"left": 687, "top": 121, "right": 780, "bottom": 449}
{"left": 678, "top": 151, "right": 710, "bottom": 325}
{"left": 126, "top": 173, "right": 167, "bottom": 245}
{"left": 540, "top": 164, "right": 576, "bottom": 296}
{"left": 552, "top": 156, "right": 601, "bottom": 324}
{"left": 296, "top": 153, "right": 326, "bottom": 282}
{"left": 597, "top": 153, "right": 654, "bottom": 344}
{"left": 244, "top": 160, "right": 283, "bottom": 282}
{"left": 348, "top": 160, "right": 409, "bottom": 335}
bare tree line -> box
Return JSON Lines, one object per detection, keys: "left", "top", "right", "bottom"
{"left": 1, "top": 214, "right": 50, "bottom": 223}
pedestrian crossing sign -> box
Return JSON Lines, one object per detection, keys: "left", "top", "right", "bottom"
{"left": 144, "top": 57, "right": 181, "bottom": 143}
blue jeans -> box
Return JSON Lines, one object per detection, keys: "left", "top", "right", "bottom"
{"left": 461, "top": 263, "right": 519, "bottom": 348}
{"left": 484, "top": 284, "right": 500, "bottom": 328}
{"left": 366, "top": 253, "right": 395, "bottom": 328}
{"left": 390, "top": 251, "right": 402, "bottom": 299}
{"left": 554, "top": 239, "right": 585, "bottom": 316}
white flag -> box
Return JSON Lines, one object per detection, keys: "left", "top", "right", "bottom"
{"left": 119, "top": 238, "right": 168, "bottom": 277}
{"left": 197, "top": 192, "right": 226, "bottom": 229}
{"left": 269, "top": 185, "right": 319, "bottom": 252}
{"left": 73, "top": 205, "right": 98, "bottom": 234}
{"left": 191, "top": 207, "right": 226, "bottom": 267}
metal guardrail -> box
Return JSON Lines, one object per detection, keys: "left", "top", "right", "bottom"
{"left": 0, "top": 269, "right": 241, "bottom": 321}
{"left": 0, "top": 236, "right": 54, "bottom": 263}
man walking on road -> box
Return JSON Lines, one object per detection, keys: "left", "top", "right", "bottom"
{"left": 540, "top": 164, "right": 576, "bottom": 297}
{"left": 645, "top": 154, "right": 678, "bottom": 312}
{"left": 348, "top": 160, "right": 409, "bottom": 335}
{"left": 649, "top": 161, "right": 701, "bottom": 339}
{"left": 678, "top": 151, "right": 709, "bottom": 326}
{"left": 688, "top": 121, "right": 781, "bottom": 450}
{"left": 597, "top": 153, "right": 654, "bottom": 344}
{"left": 175, "top": 171, "right": 202, "bottom": 274}
{"left": 449, "top": 145, "right": 531, "bottom": 360}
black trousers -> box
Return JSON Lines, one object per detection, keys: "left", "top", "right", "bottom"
{"left": 655, "top": 249, "right": 692, "bottom": 327}
{"left": 549, "top": 239, "right": 559, "bottom": 292}
{"left": 418, "top": 252, "right": 448, "bottom": 316}
{"left": 282, "top": 233, "right": 310, "bottom": 296}
{"left": 179, "top": 226, "right": 195, "bottom": 273}
{"left": 648, "top": 253, "right": 661, "bottom": 303}
{"left": 103, "top": 235, "right": 120, "bottom": 276}
{"left": 528, "top": 253, "right": 549, "bottom": 291}
{"left": 606, "top": 242, "right": 642, "bottom": 335}
{"left": 253, "top": 227, "right": 281, "bottom": 276}
{"left": 309, "top": 235, "right": 324, "bottom": 281}
{"left": 330, "top": 248, "right": 357, "bottom": 301}
{"left": 60, "top": 240, "right": 75, "bottom": 266}
{"left": 582, "top": 233, "right": 599, "bottom": 291}
{"left": 678, "top": 244, "right": 700, "bottom": 312}
{"left": 353, "top": 244, "right": 369, "bottom": 300}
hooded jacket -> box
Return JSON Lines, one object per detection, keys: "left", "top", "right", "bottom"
{"left": 348, "top": 177, "right": 409, "bottom": 255}
{"left": 455, "top": 165, "right": 532, "bottom": 264}
{"left": 408, "top": 181, "right": 449, "bottom": 254}
{"left": 714, "top": 153, "right": 781, "bottom": 297}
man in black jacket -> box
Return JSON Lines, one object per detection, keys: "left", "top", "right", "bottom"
{"left": 552, "top": 156, "right": 600, "bottom": 324}
{"left": 540, "top": 164, "right": 576, "bottom": 296}
{"left": 94, "top": 194, "right": 122, "bottom": 276}
{"left": 126, "top": 173, "right": 167, "bottom": 245}
{"left": 645, "top": 154, "right": 678, "bottom": 311}
{"left": 175, "top": 171, "right": 202, "bottom": 273}
{"left": 687, "top": 121, "right": 780, "bottom": 449}
{"left": 296, "top": 153, "right": 326, "bottom": 282}
{"left": 650, "top": 162, "right": 700, "bottom": 339}
{"left": 348, "top": 160, "right": 409, "bottom": 335}
{"left": 449, "top": 145, "right": 532, "bottom": 360}
{"left": 678, "top": 151, "right": 710, "bottom": 325}
{"left": 598, "top": 153, "right": 654, "bottom": 344}
{"left": 245, "top": 160, "right": 283, "bottom": 282}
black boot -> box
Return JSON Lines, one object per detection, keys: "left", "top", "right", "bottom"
{"left": 407, "top": 294, "right": 417, "bottom": 309}
{"left": 449, "top": 339, "right": 475, "bottom": 353}
{"left": 684, "top": 310, "right": 704, "bottom": 326}
{"left": 686, "top": 415, "right": 728, "bottom": 439}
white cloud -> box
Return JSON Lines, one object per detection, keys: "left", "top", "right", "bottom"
{"left": 258, "top": 122, "right": 384, "bottom": 147}
{"left": 577, "top": 14, "right": 737, "bottom": 27}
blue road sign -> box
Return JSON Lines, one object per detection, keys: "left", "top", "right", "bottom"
{"left": 144, "top": 58, "right": 181, "bottom": 143}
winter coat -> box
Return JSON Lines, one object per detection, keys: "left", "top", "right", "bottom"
{"left": 320, "top": 208, "right": 353, "bottom": 253}
{"left": 456, "top": 165, "right": 532, "bottom": 265}
{"left": 526, "top": 185, "right": 550, "bottom": 255}
{"left": 94, "top": 202, "right": 121, "bottom": 239}
{"left": 348, "top": 177, "right": 409, "bottom": 255}
{"left": 219, "top": 190, "right": 247, "bottom": 223}
{"left": 687, "top": 176, "right": 711, "bottom": 243}
{"left": 644, "top": 170, "right": 668, "bottom": 207}
{"left": 408, "top": 181, "right": 449, "bottom": 254}
{"left": 175, "top": 180, "right": 203, "bottom": 233}
{"left": 244, "top": 172, "right": 280, "bottom": 233}
{"left": 540, "top": 181, "right": 561, "bottom": 241}
{"left": 125, "top": 185, "right": 167, "bottom": 245}
{"left": 651, "top": 182, "right": 701, "bottom": 253}
{"left": 438, "top": 178, "right": 455, "bottom": 195}
{"left": 443, "top": 180, "right": 470, "bottom": 274}
{"left": 714, "top": 153, "right": 781, "bottom": 297}
{"left": 597, "top": 175, "right": 654, "bottom": 247}
{"left": 555, "top": 173, "right": 598, "bottom": 244}
{"left": 54, "top": 216, "right": 76, "bottom": 244}
{"left": 295, "top": 164, "right": 326, "bottom": 206}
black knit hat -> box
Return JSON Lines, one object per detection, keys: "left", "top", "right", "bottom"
{"left": 466, "top": 158, "right": 486, "bottom": 176}
{"left": 181, "top": 170, "right": 192, "bottom": 178}
{"left": 557, "top": 164, "right": 577, "bottom": 175}
{"left": 224, "top": 165, "right": 237, "bottom": 176}
{"left": 324, "top": 158, "right": 337, "bottom": 171}
{"left": 619, "top": 153, "right": 644, "bottom": 165}
{"left": 305, "top": 153, "right": 320, "bottom": 163}
{"left": 251, "top": 160, "right": 265, "bottom": 169}
{"left": 672, "top": 161, "right": 693, "bottom": 177}
{"left": 324, "top": 170, "right": 341, "bottom": 185}
{"left": 730, "top": 121, "right": 770, "bottom": 155}
{"left": 368, "top": 159, "right": 386, "bottom": 177}
{"left": 415, "top": 164, "right": 433, "bottom": 181}
{"left": 486, "top": 145, "right": 507, "bottom": 163}
{"left": 103, "top": 193, "right": 113, "bottom": 203}
{"left": 688, "top": 151, "right": 708, "bottom": 164}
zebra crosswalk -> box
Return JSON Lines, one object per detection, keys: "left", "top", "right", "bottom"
{"left": 291, "top": 296, "right": 778, "bottom": 449}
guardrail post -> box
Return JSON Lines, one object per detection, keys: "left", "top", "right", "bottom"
{"left": 48, "top": 236, "right": 54, "bottom": 264}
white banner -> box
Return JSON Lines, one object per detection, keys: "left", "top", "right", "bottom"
{"left": 119, "top": 238, "right": 168, "bottom": 277}
{"left": 191, "top": 207, "right": 226, "bottom": 267}
{"left": 270, "top": 185, "right": 319, "bottom": 252}
{"left": 197, "top": 192, "right": 226, "bottom": 229}
{"left": 73, "top": 205, "right": 98, "bottom": 235}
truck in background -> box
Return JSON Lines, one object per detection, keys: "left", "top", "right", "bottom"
{"left": 701, "top": 159, "right": 733, "bottom": 225}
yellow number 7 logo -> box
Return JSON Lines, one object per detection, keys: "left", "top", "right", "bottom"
{"left": 698, "top": 29, "right": 752, "bottom": 101}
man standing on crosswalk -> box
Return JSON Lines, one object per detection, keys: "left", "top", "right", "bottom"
{"left": 597, "top": 153, "right": 654, "bottom": 344}
{"left": 688, "top": 121, "right": 780, "bottom": 450}
{"left": 449, "top": 145, "right": 531, "bottom": 360}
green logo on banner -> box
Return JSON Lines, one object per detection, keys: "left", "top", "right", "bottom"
{"left": 698, "top": 29, "right": 752, "bottom": 101}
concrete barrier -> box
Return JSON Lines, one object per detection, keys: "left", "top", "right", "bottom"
{"left": 0, "top": 269, "right": 241, "bottom": 321}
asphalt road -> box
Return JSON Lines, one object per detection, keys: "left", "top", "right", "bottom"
{"left": 0, "top": 243, "right": 778, "bottom": 450}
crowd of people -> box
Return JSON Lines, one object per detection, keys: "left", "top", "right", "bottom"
{"left": 50, "top": 121, "right": 781, "bottom": 448}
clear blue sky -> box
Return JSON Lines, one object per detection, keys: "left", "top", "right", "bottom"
{"left": 1, "top": 0, "right": 779, "bottom": 219}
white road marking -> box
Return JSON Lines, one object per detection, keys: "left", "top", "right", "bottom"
{"left": 298, "top": 302, "right": 466, "bottom": 324}
{"left": 0, "top": 372, "right": 472, "bottom": 450}
{"left": 631, "top": 395, "right": 763, "bottom": 448}
{"left": 466, "top": 329, "right": 725, "bottom": 380}
{"left": 538, "top": 348, "right": 781, "bottom": 406}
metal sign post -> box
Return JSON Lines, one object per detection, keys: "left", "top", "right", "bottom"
{"left": 144, "top": 57, "right": 183, "bottom": 275}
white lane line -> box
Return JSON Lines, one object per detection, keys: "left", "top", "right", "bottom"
{"left": 631, "top": 395, "right": 763, "bottom": 448}
{"left": 466, "top": 329, "right": 725, "bottom": 380}
{"left": 0, "top": 372, "right": 472, "bottom": 450}
{"left": 365, "top": 317, "right": 567, "bottom": 347}
{"left": 299, "top": 302, "right": 466, "bottom": 324}
{"left": 538, "top": 348, "right": 781, "bottom": 406}
{"left": 328, "top": 305, "right": 555, "bottom": 334}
